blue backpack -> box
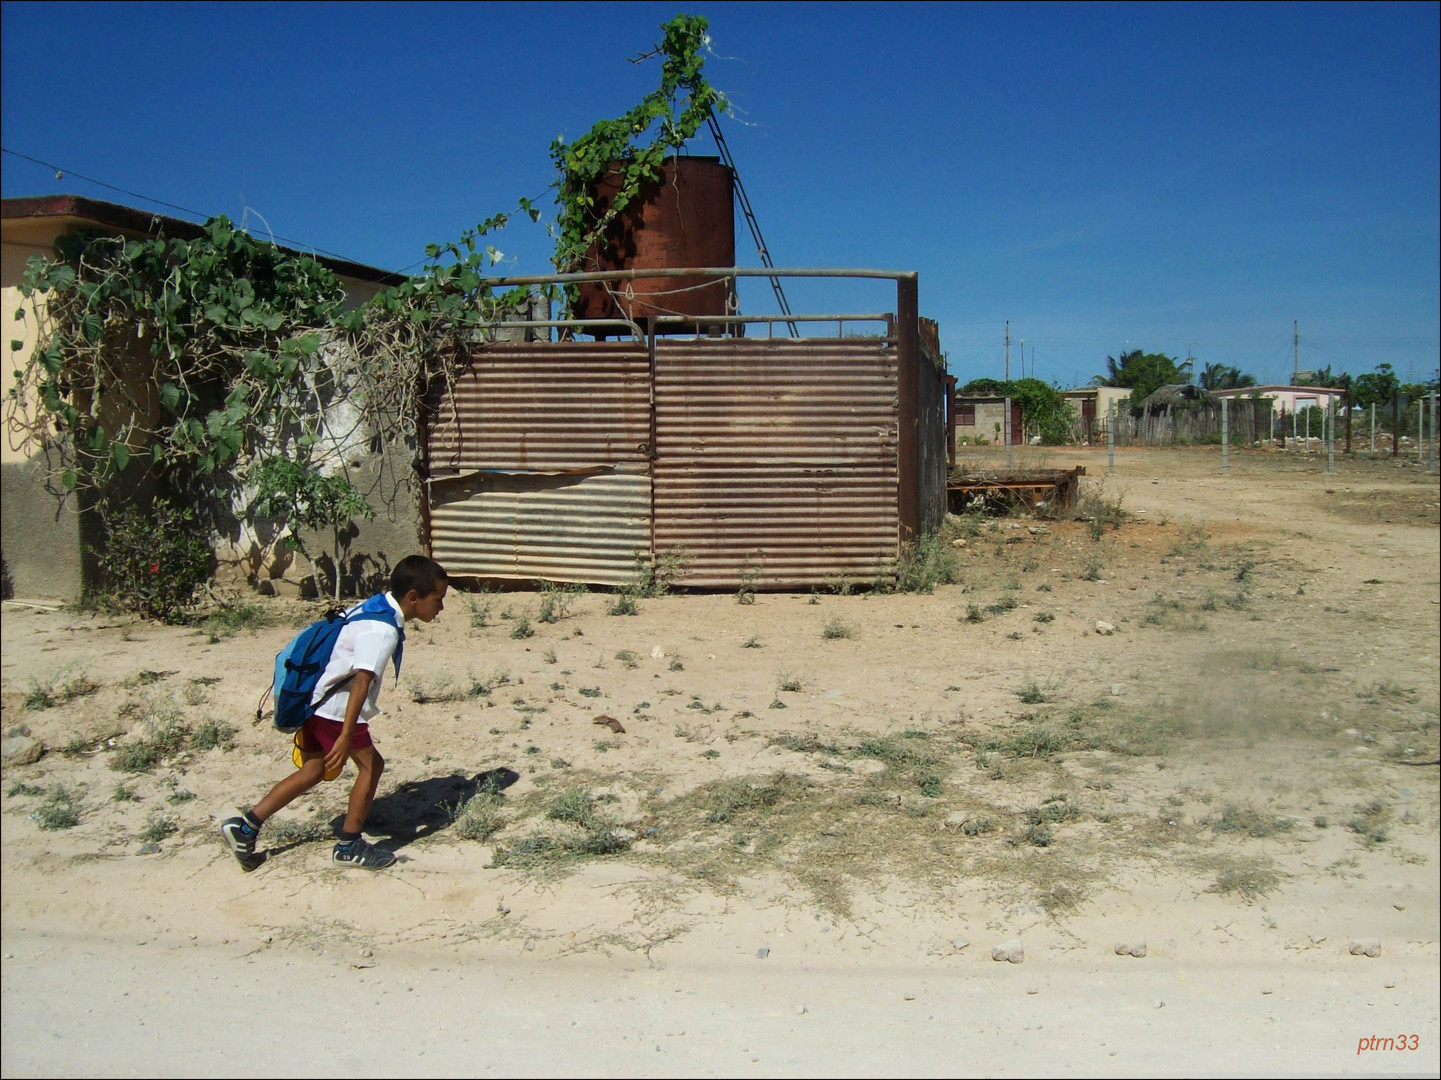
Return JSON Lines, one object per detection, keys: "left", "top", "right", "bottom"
{"left": 266, "top": 595, "right": 404, "bottom": 732}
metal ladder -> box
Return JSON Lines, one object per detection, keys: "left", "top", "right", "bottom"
{"left": 707, "top": 114, "right": 798, "bottom": 338}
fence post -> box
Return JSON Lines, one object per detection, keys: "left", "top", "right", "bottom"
{"left": 1004, "top": 396, "right": 1012, "bottom": 470}
{"left": 1107, "top": 401, "right": 1115, "bottom": 475}
{"left": 1430, "top": 392, "right": 1437, "bottom": 473}
{"left": 1370, "top": 403, "right": 1375, "bottom": 454}
{"left": 1327, "top": 397, "right": 1335, "bottom": 473}
{"left": 1221, "top": 397, "right": 1229, "bottom": 475}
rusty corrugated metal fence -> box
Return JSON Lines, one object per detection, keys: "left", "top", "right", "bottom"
{"left": 652, "top": 338, "right": 898, "bottom": 588}
{"left": 425, "top": 343, "right": 652, "bottom": 585}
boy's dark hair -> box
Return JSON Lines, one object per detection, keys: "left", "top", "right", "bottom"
{"left": 390, "top": 555, "right": 448, "bottom": 599}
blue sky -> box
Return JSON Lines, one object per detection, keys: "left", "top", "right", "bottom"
{"left": 3, "top": 1, "right": 1437, "bottom": 388}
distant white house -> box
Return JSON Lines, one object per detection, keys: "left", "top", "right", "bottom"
{"left": 1210, "top": 385, "right": 1346, "bottom": 412}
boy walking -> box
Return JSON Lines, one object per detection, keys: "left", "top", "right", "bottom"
{"left": 221, "top": 555, "right": 448, "bottom": 871}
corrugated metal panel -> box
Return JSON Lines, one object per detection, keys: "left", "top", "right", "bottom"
{"left": 428, "top": 468, "right": 651, "bottom": 585}
{"left": 653, "top": 339, "right": 899, "bottom": 589}
{"left": 426, "top": 342, "right": 652, "bottom": 583}
{"left": 426, "top": 342, "right": 651, "bottom": 474}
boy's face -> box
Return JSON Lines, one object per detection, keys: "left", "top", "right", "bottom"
{"left": 407, "top": 582, "right": 448, "bottom": 623}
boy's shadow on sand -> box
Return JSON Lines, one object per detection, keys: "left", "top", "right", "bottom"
{"left": 328, "top": 766, "right": 519, "bottom": 852}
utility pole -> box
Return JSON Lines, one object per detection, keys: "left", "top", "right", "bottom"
{"left": 1293, "top": 321, "right": 1299, "bottom": 382}
{"left": 1004, "top": 322, "right": 1010, "bottom": 383}
{"left": 1019, "top": 339, "right": 1024, "bottom": 380}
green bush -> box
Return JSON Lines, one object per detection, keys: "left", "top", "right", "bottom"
{"left": 93, "top": 498, "right": 212, "bottom": 623}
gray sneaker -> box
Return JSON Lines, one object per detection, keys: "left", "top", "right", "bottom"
{"left": 332, "top": 838, "right": 396, "bottom": 870}
{"left": 220, "top": 817, "right": 265, "bottom": 872}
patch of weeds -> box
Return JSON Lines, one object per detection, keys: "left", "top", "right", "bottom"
{"left": 23, "top": 671, "right": 100, "bottom": 711}
{"left": 1036, "top": 580, "right": 1052, "bottom": 592}
{"left": 1207, "top": 804, "right": 1294, "bottom": 839}
{"left": 547, "top": 787, "right": 598, "bottom": 827}
{"left": 1346, "top": 800, "right": 1391, "bottom": 846}
{"left": 467, "top": 591, "right": 494, "bottom": 630}
{"left": 578, "top": 686, "right": 602, "bottom": 699}
{"left": 1209, "top": 858, "right": 1281, "bottom": 901}
{"left": 1170, "top": 524, "right": 1208, "bottom": 556}
{"left": 167, "top": 786, "right": 196, "bottom": 805}
{"left": 961, "top": 816, "right": 995, "bottom": 836}
{"left": 537, "top": 582, "right": 586, "bottom": 623}
{"left": 112, "top": 783, "right": 137, "bottom": 803}
{"left": 700, "top": 773, "right": 811, "bottom": 824}
{"left": 742, "top": 635, "right": 763, "bottom": 649}
{"left": 822, "top": 617, "right": 859, "bottom": 641}
{"left": 772, "top": 732, "right": 843, "bottom": 755}
{"left": 892, "top": 533, "right": 960, "bottom": 594}
{"left": 615, "top": 649, "right": 639, "bottom": 669}
{"left": 200, "top": 601, "right": 271, "bottom": 641}
{"left": 1007, "top": 631, "right": 1025, "bottom": 640}
{"left": 191, "top": 718, "right": 236, "bottom": 752}
{"left": 510, "top": 615, "right": 534, "bottom": 640}
{"left": 963, "top": 603, "right": 984, "bottom": 623}
{"left": 701, "top": 748, "right": 721, "bottom": 760}
{"left": 139, "top": 811, "right": 177, "bottom": 843}
{"left": 62, "top": 735, "right": 100, "bottom": 757}
{"left": 1016, "top": 679, "right": 1050, "bottom": 704}
{"left": 268, "top": 818, "right": 330, "bottom": 845}
{"left": 825, "top": 574, "right": 853, "bottom": 596}
{"left": 669, "top": 657, "right": 684, "bottom": 672}
{"left": 542, "top": 648, "right": 558, "bottom": 664}
{"left": 917, "top": 774, "right": 944, "bottom": 798}
{"left": 593, "top": 739, "right": 620, "bottom": 753}
{"left": 1033, "top": 611, "right": 1054, "bottom": 623}
{"left": 736, "top": 553, "right": 760, "bottom": 605}
{"left": 1022, "top": 822, "right": 1053, "bottom": 847}
{"left": 983, "top": 596, "right": 1018, "bottom": 615}
{"left": 1359, "top": 681, "right": 1414, "bottom": 704}
{"left": 606, "top": 591, "right": 639, "bottom": 616}
{"left": 776, "top": 671, "right": 803, "bottom": 693}
{"left": 32, "top": 787, "right": 81, "bottom": 830}
{"left": 986, "top": 716, "right": 1069, "bottom": 759}
{"left": 8, "top": 781, "right": 46, "bottom": 797}
{"left": 1079, "top": 556, "right": 1104, "bottom": 582}
{"left": 448, "top": 783, "right": 506, "bottom": 842}
{"left": 1024, "top": 797, "right": 1080, "bottom": 826}
{"left": 1039, "top": 882, "right": 1085, "bottom": 916}
{"left": 111, "top": 699, "right": 190, "bottom": 773}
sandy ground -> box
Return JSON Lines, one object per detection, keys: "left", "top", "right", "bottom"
{"left": 2, "top": 444, "right": 1438, "bottom": 1078}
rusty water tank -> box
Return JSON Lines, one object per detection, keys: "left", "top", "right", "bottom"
{"left": 573, "top": 156, "right": 735, "bottom": 334}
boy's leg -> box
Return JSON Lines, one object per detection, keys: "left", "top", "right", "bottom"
{"left": 333, "top": 745, "right": 395, "bottom": 870}
{"left": 220, "top": 736, "right": 325, "bottom": 872}
{"left": 341, "top": 745, "right": 384, "bottom": 835}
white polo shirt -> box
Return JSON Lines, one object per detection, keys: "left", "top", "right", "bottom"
{"left": 309, "top": 593, "right": 404, "bottom": 726}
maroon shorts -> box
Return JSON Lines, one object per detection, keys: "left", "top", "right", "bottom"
{"left": 297, "top": 715, "right": 374, "bottom": 755}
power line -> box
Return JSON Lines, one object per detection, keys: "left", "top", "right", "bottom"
{"left": 1, "top": 147, "right": 382, "bottom": 270}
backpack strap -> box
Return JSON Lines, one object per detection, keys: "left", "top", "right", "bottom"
{"left": 346, "top": 593, "right": 405, "bottom": 683}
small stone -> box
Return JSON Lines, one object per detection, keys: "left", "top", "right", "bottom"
{"left": 1, "top": 735, "right": 44, "bottom": 767}
{"left": 1260, "top": 987, "right": 1273, "bottom": 995}
{"left": 756, "top": 947, "right": 770, "bottom": 959}
{"left": 358, "top": 947, "right": 373, "bottom": 958}
{"left": 1349, "top": 939, "right": 1381, "bottom": 958}
{"left": 496, "top": 904, "right": 510, "bottom": 916}
{"left": 1384, "top": 981, "right": 1397, "bottom": 989}
{"left": 1129, "top": 943, "right": 1147, "bottom": 958}
{"left": 650, "top": 646, "right": 665, "bottom": 660}
{"left": 1393, "top": 904, "right": 1405, "bottom": 912}
{"left": 795, "top": 1005, "right": 807, "bottom": 1015}
{"left": 903, "top": 993, "right": 916, "bottom": 1001}
{"left": 1026, "top": 987, "right": 1038, "bottom": 995}
{"left": 137, "top": 842, "right": 161, "bottom": 855}
{"left": 1095, "top": 621, "right": 1115, "bottom": 636}
{"left": 952, "top": 538, "right": 968, "bottom": 549}
{"left": 1113, "top": 942, "right": 1129, "bottom": 956}
{"left": 1109, "top": 683, "right": 1127, "bottom": 697}
{"left": 953, "top": 939, "right": 969, "bottom": 951}
{"left": 1154, "top": 1000, "right": 1165, "bottom": 1009}
{"left": 991, "top": 940, "right": 1024, "bottom": 963}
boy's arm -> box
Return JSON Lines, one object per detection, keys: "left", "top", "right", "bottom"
{"left": 324, "top": 669, "right": 375, "bottom": 776}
